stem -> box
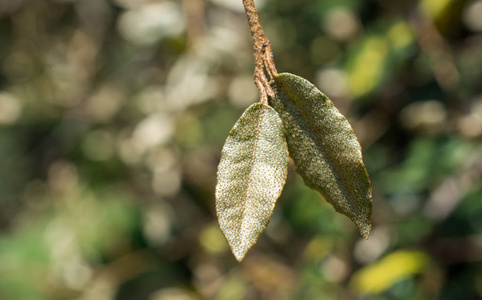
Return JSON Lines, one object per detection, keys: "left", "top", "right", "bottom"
{"left": 242, "top": 0, "right": 278, "bottom": 105}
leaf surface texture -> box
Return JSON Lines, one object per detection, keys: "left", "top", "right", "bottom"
{"left": 270, "top": 73, "right": 372, "bottom": 238}
{"left": 216, "top": 103, "right": 288, "bottom": 261}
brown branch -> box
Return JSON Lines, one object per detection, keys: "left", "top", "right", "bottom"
{"left": 411, "top": 11, "right": 460, "bottom": 93}
{"left": 182, "top": 0, "right": 206, "bottom": 49}
{"left": 242, "top": 0, "right": 278, "bottom": 105}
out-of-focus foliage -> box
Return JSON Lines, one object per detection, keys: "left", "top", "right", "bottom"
{"left": 350, "top": 250, "right": 431, "bottom": 295}
{"left": 0, "top": 0, "right": 481, "bottom": 299}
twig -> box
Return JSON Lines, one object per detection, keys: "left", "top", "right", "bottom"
{"left": 242, "top": 0, "right": 278, "bottom": 105}
{"left": 412, "top": 11, "right": 460, "bottom": 93}
{"left": 182, "top": 0, "right": 206, "bottom": 49}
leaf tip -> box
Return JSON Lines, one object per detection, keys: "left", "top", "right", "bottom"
{"left": 233, "top": 250, "right": 247, "bottom": 262}
{"left": 359, "top": 223, "right": 372, "bottom": 240}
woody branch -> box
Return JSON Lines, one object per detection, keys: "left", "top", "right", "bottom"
{"left": 242, "top": 0, "right": 278, "bottom": 104}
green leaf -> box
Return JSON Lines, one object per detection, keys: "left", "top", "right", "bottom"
{"left": 270, "top": 73, "right": 372, "bottom": 238}
{"left": 216, "top": 103, "right": 288, "bottom": 261}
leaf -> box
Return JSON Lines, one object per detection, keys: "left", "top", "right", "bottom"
{"left": 269, "top": 73, "right": 372, "bottom": 238}
{"left": 216, "top": 103, "right": 288, "bottom": 261}
{"left": 350, "top": 250, "right": 430, "bottom": 294}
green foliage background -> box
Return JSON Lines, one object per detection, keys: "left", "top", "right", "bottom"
{"left": 0, "top": 0, "right": 482, "bottom": 299}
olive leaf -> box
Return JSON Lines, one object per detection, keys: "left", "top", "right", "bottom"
{"left": 215, "top": 103, "right": 289, "bottom": 261}
{"left": 269, "top": 73, "right": 372, "bottom": 238}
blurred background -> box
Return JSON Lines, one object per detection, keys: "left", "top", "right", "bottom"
{"left": 0, "top": 0, "right": 482, "bottom": 299}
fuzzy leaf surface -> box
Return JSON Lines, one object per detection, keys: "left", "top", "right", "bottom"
{"left": 216, "top": 103, "right": 288, "bottom": 261}
{"left": 270, "top": 73, "right": 372, "bottom": 238}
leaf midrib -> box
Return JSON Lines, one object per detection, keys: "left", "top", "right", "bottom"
{"left": 278, "top": 86, "right": 359, "bottom": 217}
{"left": 238, "top": 104, "right": 266, "bottom": 247}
